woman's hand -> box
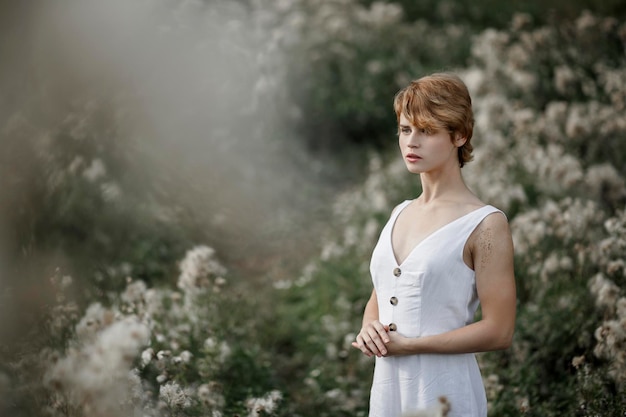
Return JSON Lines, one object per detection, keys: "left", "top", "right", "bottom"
{"left": 352, "top": 320, "right": 390, "bottom": 357}
{"left": 381, "top": 330, "right": 414, "bottom": 356}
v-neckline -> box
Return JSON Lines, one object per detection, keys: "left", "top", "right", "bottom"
{"left": 390, "top": 201, "right": 487, "bottom": 267}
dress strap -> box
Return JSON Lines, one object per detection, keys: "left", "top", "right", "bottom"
{"left": 389, "top": 200, "right": 412, "bottom": 223}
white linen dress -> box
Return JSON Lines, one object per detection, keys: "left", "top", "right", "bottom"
{"left": 368, "top": 200, "right": 503, "bottom": 417}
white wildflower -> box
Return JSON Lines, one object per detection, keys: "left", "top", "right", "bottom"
{"left": 198, "top": 381, "right": 225, "bottom": 408}
{"left": 141, "top": 348, "right": 154, "bottom": 367}
{"left": 584, "top": 164, "right": 626, "bottom": 205}
{"left": 44, "top": 316, "right": 150, "bottom": 415}
{"left": 484, "top": 374, "right": 503, "bottom": 400}
{"left": 159, "top": 381, "right": 192, "bottom": 409}
{"left": 366, "top": 60, "right": 384, "bottom": 75}
{"left": 179, "top": 350, "right": 193, "bottom": 363}
{"left": 575, "top": 10, "right": 597, "bottom": 31}
{"left": 565, "top": 104, "right": 591, "bottom": 138}
{"left": 74, "top": 303, "right": 115, "bottom": 343}
{"left": 325, "top": 388, "right": 342, "bottom": 399}
{"left": 273, "top": 279, "right": 292, "bottom": 290}
{"left": 589, "top": 273, "right": 620, "bottom": 312}
{"left": 554, "top": 65, "right": 577, "bottom": 94}
{"left": 178, "top": 245, "right": 227, "bottom": 293}
{"left": 320, "top": 240, "right": 344, "bottom": 261}
{"left": 127, "top": 368, "right": 146, "bottom": 402}
{"left": 607, "top": 259, "right": 625, "bottom": 275}
{"left": 295, "top": 262, "right": 318, "bottom": 287}
{"left": 204, "top": 338, "right": 232, "bottom": 363}
{"left": 204, "top": 337, "right": 218, "bottom": 350}
{"left": 121, "top": 280, "right": 147, "bottom": 306}
{"left": 510, "top": 12, "right": 532, "bottom": 31}
{"left": 245, "top": 390, "right": 282, "bottom": 417}
{"left": 156, "top": 350, "right": 172, "bottom": 361}
{"left": 60, "top": 275, "right": 73, "bottom": 288}
{"left": 540, "top": 253, "right": 560, "bottom": 282}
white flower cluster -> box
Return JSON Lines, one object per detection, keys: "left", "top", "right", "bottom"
{"left": 5, "top": 243, "right": 238, "bottom": 417}
{"left": 511, "top": 198, "right": 604, "bottom": 257}
{"left": 159, "top": 381, "right": 193, "bottom": 410}
{"left": 44, "top": 312, "right": 151, "bottom": 416}
{"left": 178, "top": 245, "right": 227, "bottom": 294}
{"left": 245, "top": 389, "right": 282, "bottom": 417}
{"left": 589, "top": 208, "right": 626, "bottom": 383}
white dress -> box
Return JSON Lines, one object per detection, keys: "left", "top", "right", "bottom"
{"left": 368, "top": 200, "right": 503, "bottom": 417}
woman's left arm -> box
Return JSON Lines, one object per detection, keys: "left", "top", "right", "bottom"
{"left": 385, "top": 212, "right": 517, "bottom": 356}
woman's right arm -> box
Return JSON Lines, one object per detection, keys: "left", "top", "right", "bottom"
{"left": 352, "top": 289, "right": 390, "bottom": 357}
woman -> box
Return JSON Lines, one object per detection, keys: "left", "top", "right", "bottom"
{"left": 352, "top": 73, "right": 516, "bottom": 417}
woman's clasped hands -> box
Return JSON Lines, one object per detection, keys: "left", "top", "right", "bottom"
{"left": 352, "top": 320, "right": 411, "bottom": 358}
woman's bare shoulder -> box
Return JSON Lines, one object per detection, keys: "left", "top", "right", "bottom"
{"left": 472, "top": 210, "right": 512, "bottom": 245}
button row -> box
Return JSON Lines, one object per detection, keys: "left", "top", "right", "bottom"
{"left": 390, "top": 268, "right": 401, "bottom": 332}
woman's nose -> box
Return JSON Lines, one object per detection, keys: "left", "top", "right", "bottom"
{"left": 407, "top": 134, "right": 420, "bottom": 147}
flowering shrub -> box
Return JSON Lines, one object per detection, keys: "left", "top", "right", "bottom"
{"left": 2, "top": 1, "right": 626, "bottom": 417}
{"left": 2, "top": 246, "right": 281, "bottom": 417}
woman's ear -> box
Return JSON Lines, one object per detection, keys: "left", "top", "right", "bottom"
{"left": 454, "top": 132, "right": 467, "bottom": 147}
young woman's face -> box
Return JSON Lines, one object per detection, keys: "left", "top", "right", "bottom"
{"left": 398, "top": 113, "right": 463, "bottom": 174}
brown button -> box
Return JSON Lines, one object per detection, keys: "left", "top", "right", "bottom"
{"left": 389, "top": 323, "right": 397, "bottom": 331}
{"left": 393, "top": 267, "right": 401, "bottom": 277}
{"left": 390, "top": 296, "right": 398, "bottom": 306}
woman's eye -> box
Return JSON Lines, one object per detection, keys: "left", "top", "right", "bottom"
{"left": 401, "top": 128, "right": 411, "bottom": 134}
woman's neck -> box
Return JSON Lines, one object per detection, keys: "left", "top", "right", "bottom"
{"left": 418, "top": 167, "right": 471, "bottom": 204}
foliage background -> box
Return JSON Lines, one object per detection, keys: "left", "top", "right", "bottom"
{"left": 1, "top": 0, "right": 626, "bottom": 416}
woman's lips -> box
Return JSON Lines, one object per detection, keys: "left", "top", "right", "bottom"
{"left": 406, "top": 153, "right": 421, "bottom": 162}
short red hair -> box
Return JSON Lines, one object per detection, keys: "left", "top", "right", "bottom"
{"left": 394, "top": 73, "right": 474, "bottom": 167}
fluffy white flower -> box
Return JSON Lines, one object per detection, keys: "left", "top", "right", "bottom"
{"left": 141, "top": 348, "right": 154, "bottom": 367}
{"left": 197, "top": 381, "right": 225, "bottom": 408}
{"left": 44, "top": 314, "right": 150, "bottom": 415}
{"left": 159, "top": 381, "right": 192, "bottom": 409}
{"left": 74, "top": 303, "right": 115, "bottom": 343}
{"left": 245, "top": 390, "right": 283, "bottom": 417}
{"left": 178, "top": 245, "right": 227, "bottom": 293}
{"left": 122, "top": 280, "right": 148, "bottom": 306}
